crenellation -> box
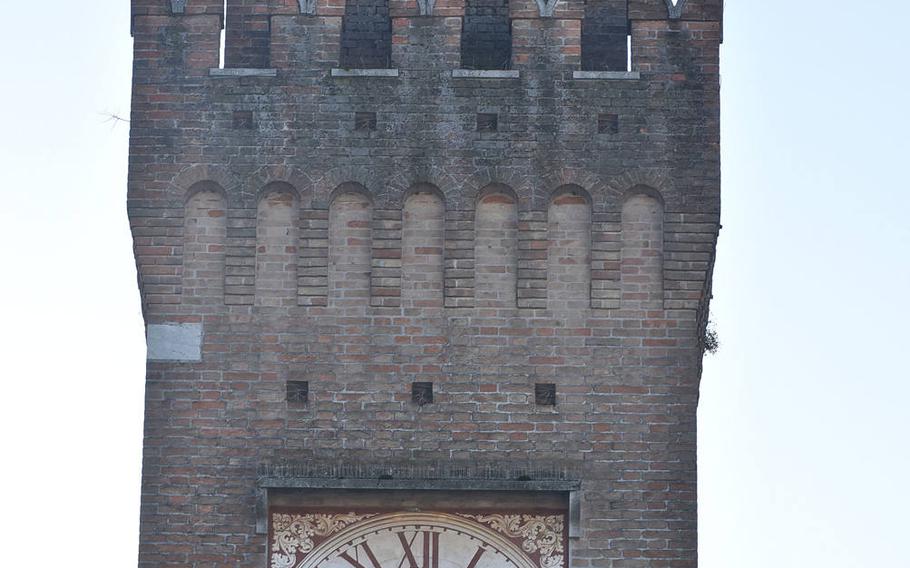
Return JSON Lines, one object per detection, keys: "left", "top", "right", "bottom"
{"left": 629, "top": 0, "right": 723, "bottom": 22}
{"left": 130, "top": 0, "right": 722, "bottom": 76}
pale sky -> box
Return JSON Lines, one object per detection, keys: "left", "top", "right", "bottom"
{"left": 1, "top": 1, "right": 907, "bottom": 566}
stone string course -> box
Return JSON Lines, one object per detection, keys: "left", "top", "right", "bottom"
{"left": 129, "top": 0, "right": 721, "bottom": 566}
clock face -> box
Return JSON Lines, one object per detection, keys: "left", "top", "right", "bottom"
{"left": 270, "top": 511, "right": 566, "bottom": 568}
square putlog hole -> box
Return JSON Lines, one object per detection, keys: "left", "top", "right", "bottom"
{"left": 598, "top": 113, "right": 619, "bottom": 134}
{"left": 287, "top": 381, "right": 309, "bottom": 404}
{"left": 233, "top": 110, "right": 254, "bottom": 130}
{"left": 412, "top": 382, "right": 433, "bottom": 406}
{"left": 354, "top": 111, "right": 377, "bottom": 131}
{"left": 476, "top": 113, "right": 498, "bottom": 132}
{"left": 535, "top": 383, "right": 556, "bottom": 406}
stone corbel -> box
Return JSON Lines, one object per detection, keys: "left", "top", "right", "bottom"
{"left": 299, "top": 0, "right": 318, "bottom": 15}
{"left": 534, "top": 0, "right": 560, "bottom": 17}
{"left": 416, "top": 0, "right": 436, "bottom": 16}
{"left": 170, "top": 0, "right": 187, "bottom": 14}
{"left": 665, "top": 0, "right": 687, "bottom": 19}
{"left": 256, "top": 488, "right": 269, "bottom": 534}
{"left": 568, "top": 490, "right": 581, "bottom": 538}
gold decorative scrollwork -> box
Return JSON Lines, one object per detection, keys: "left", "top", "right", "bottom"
{"left": 271, "top": 513, "right": 377, "bottom": 568}
{"left": 460, "top": 514, "right": 565, "bottom": 568}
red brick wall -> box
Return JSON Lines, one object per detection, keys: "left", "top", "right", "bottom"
{"left": 129, "top": 1, "right": 722, "bottom": 566}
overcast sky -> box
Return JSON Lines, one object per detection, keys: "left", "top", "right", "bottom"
{"left": 1, "top": 1, "right": 907, "bottom": 566}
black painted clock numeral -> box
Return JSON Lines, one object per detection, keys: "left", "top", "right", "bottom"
{"left": 340, "top": 542, "right": 384, "bottom": 568}
{"left": 465, "top": 547, "right": 486, "bottom": 568}
{"left": 397, "top": 531, "right": 439, "bottom": 568}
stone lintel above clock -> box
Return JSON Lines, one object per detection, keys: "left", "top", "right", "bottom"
{"left": 257, "top": 460, "right": 582, "bottom": 488}
{"left": 258, "top": 477, "right": 580, "bottom": 492}
{"left": 256, "top": 461, "right": 584, "bottom": 542}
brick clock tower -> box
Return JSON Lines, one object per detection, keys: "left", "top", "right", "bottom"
{"left": 128, "top": 0, "right": 721, "bottom": 566}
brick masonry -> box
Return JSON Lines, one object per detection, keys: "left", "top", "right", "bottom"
{"left": 128, "top": 0, "right": 722, "bottom": 566}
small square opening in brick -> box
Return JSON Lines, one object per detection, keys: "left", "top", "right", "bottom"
{"left": 598, "top": 113, "right": 619, "bottom": 134}
{"left": 412, "top": 382, "right": 433, "bottom": 406}
{"left": 477, "top": 113, "right": 498, "bottom": 132}
{"left": 233, "top": 110, "right": 254, "bottom": 130}
{"left": 287, "top": 381, "right": 309, "bottom": 404}
{"left": 535, "top": 383, "right": 556, "bottom": 406}
{"left": 355, "top": 111, "right": 377, "bottom": 131}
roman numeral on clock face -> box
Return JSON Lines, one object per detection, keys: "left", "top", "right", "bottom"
{"left": 337, "top": 529, "right": 493, "bottom": 568}
{"left": 464, "top": 546, "right": 486, "bottom": 568}
{"left": 397, "top": 531, "right": 439, "bottom": 568}
{"left": 339, "top": 542, "right": 384, "bottom": 568}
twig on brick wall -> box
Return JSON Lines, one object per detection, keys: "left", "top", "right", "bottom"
{"left": 100, "top": 111, "right": 130, "bottom": 128}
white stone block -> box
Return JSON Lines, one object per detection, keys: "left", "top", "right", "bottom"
{"left": 147, "top": 323, "right": 203, "bottom": 362}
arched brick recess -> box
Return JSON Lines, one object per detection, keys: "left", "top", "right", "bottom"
{"left": 328, "top": 188, "right": 373, "bottom": 307}
{"left": 255, "top": 184, "right": 299, "bottom": 307}
{"left": 182, "top": 182, "right": 227, "bottom": 307}
{"left": 539, "top": 170, "right": 626, "bottom": 311}
{"left": 401, "top": 187, "right": 445, "bottom": 308}
{"left": 547, "top": 185, "right": 592, "bottom": 310}
{"left": 621, "top": 192, "right": 664, "bottom": 311}
{"left": 474, "top": 185, "right": 518, "bottom": 308}
{"left": 538, "top": 167, "right": 610, "bottom": 212}
{"left": 247, "top": 176, "right": 309, "bottom": 306}
{"left": 248, "top": 165, "right": 314, "bottom": 209}
{"left": 603, "top": 170, "right": 673, "bottom": 210}
{"left": 171, "top": 165, "right": 240, "bottom": 205}
{"left": 459, "top": 168, "right": 534, "bottom": 211}
{"left": 312, "top": 166, "right": 387, "bottom": 208}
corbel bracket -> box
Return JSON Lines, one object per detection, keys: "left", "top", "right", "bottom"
{"left": 299, "top": 0, "right": 318, "bottom": 15}
{"left": 416, "top": 0, "right": 437, "bottom": 16}
{"left": 665, "top": 0, "right": 687, "bottom": 19}
{"left": 170, "top": 0, "right": 187, "bottom": 14}
{"left": 568, "top": 490, "right": 581, "bottom": 538}
{"left": 534, "top": 0, "right": 560, "bottom": 17}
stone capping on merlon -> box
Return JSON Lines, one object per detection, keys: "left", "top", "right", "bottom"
{"left": 331, "top": 68, "right": 400, "bottom": 77}
{"left": 210, "top": 68, "right": 278, "bottom": 78}
{"left": 573, "top": 71, "right": 641, "bottom": 80}
{"left": 452, "top": 70, "right": 521, "bottom": 79}
{"left": 205, "top": 69, "right": 639, "bottom": 80}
